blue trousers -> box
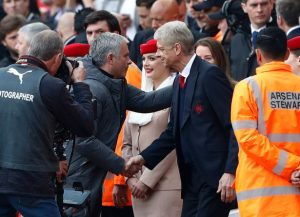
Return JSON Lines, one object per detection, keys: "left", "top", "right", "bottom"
{"left": 0, "top": 194, "right": 61, "bottom": 217}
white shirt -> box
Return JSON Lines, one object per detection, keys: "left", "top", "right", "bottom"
{"left": 250, "top": 25, "right": 266, "bottom": 34}
{"left": 180, "top": 54, "right": 197, "bottom": 82}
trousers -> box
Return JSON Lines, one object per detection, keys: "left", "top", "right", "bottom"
{"left": 0, "top": 194, "right": 60, "bottom": 217}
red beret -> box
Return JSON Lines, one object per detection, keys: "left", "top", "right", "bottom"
{"left": 140, "top": 39, "right": 157, "bottom": 55}
{"left": 64, "top": 43, "right": 90, "bottom": 57}
{"left": 288, "top": 36, "right": 300, "bottom": 51}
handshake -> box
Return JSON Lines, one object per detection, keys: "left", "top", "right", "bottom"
{"left": 120, "top": 155, "right": 146, "bottom": 177}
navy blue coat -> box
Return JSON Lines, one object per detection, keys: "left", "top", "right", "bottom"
{"left": 287, "top": 26, "right": 300, "bottom": 40}
{"left": 140, "top": 57, "right": 238, "bottom": 195}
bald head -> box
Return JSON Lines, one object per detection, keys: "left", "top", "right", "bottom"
{"left": 56, "top": 12, "right": 75, "bottom": 42}
{"left": 150, "top": 0, "right": 179, "bottom": 30}
{"left": 176, "top": 0, "right": 187, "bottom": 21}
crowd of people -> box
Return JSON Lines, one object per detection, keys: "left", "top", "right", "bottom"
{"left": 0, "top": 0, "right": 300, "bottom": 217}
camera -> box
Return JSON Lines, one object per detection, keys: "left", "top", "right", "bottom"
{"left": 56, "top": 57, "right": 79, "bottom": 85}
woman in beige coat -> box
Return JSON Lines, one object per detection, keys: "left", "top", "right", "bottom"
{"left": 122, "top": 39, "right": 182, "bottom": 217}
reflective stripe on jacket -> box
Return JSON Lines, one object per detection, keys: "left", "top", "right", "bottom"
{"left": 231, "top": 62, "right": 300, "bottom": 217}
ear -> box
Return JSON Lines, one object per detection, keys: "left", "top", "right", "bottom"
{"left": 172, "top": 13, "right": 179, "bottom": 21}
{"left": 2, "top": 39, "right": 7, "bottom": 47}
{"left": 106, "top": 53, "right": 114, "bottom": 65}
{"left": 277, "top": 16, "right": 283, "bottom": 27}
{"left": 174, "top": 43, "right": 181, "bottom": 56}
{"left": 284, "top": 49, "right": 290, "bottom": 61}
{"left": 297, "top": 55, "right": 300, "bottom": 67}
{"left": 51, "top": 53, "right": 63, "bottom": 73}
{"left": 48, "top": 53, "right": 63, "bottom": 76}
{"left": 241, "top": 2, "right": 247, "bottom": 13}
{"left": 256, "top": 49, "right": 263, "bottom": 66}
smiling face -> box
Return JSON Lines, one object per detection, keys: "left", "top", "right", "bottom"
{"left": 142, "top": 52, "right": 166, "bottom": 80}
{"left": 195, "top": 45, "right": 215, "bottom": 64}
{"left": 111, "top": 41, "right": 131, "bottom": 78}
{"left": 156, "top": 40, "right": 178, "bottom": 69}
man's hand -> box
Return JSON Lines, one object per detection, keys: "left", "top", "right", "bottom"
{"left": 217, "top": 173, "right": 236, "bottom": 203}
{"left": 112, "top": 184, "right": 129, "bottom": 208}
{"left": 56, "top": 160, "right": 68, "bottom": 182}
{"left": 132, "top": 180, "right": 151, "bottom": 199}
{"left": 122, "top": 155, "right": 145, "bottom": 177}
{"left": 127, "top": 177, "right": 139, "bottom": 191}
{"left": 291, "top": 170, "right": 300, "bottom": 187}
{"left": 69, "top": 61, "right": 86, "bottom": 83}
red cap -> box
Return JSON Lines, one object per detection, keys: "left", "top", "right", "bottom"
{"left": 288, "top": 36, "right": 300, "bottom": 51}
{"left": 64, "top": 43, "right": 90, "bottom": 57}
{"left": 140, "top": 39, "right": 157, "bottom": 55}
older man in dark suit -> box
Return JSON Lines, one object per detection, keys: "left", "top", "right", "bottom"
{"left": 276, "top": 0, "right": 300, "bottom": 40}
{"left": 127, "top": 21, "right": 238, "bottom": 217}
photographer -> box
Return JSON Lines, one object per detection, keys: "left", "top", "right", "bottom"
{"left": 0, "top": 30, "right": 94, "bottom": 217}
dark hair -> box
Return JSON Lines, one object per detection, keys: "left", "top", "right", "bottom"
{"left": 136, "top": 0, "right": 156, "bottom": 9}
{"left": 256, "top": 27, "right": 287, "bottom": 61}
{"left": 194, "top": 37, "right": 236, "bottom": 86}
{"left": 276, "top": 0, "right": 300, "bottom": 27}
{"left": 0, "top": 15, "right": 26, "bottom": 40}
{"left": 222, "top": 0, "right": 250, "bottom": 34}
{"left": 74, "top": 7, "right": 95, "bottom": 33}
{"left": 84, "top": 10, "right": 121, "bottom": 34}
{"left": 175, "top": 0, "right": 183, "bottom": 4}
{"left": 29, "top": 0, "right": 41, "bottom": 16}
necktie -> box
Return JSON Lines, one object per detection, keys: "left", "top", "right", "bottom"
{"left": 179, "top": 75, "right": 185, "bottom": 89}
{"left": 252, "top": 31, "right": 259, "bottom": 49}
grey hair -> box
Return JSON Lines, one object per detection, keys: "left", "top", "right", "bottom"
{"left": 18, "top": 22, "right": 50, "bottom": 45}
{"left": 276, "top": 0, "right": 300, "bottom": 27}
{"left": 154, "top": 21, "right": 194, "bottom": 55}
{"left": 90, "top": 32, "right": 128, "bottom": 67}
{"left": 28, "top": 30, "right": 63, "bottom": 61}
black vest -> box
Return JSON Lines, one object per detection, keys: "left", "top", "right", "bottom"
{"left": 0, "top": 64, "right": 57, "bottom": 172}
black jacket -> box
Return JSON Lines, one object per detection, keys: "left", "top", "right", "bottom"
{"left": 230, "top": 19, "right": 277, "bottom": 81}
{"left": 65, "top": 56, "right": 173, "bottom": 217}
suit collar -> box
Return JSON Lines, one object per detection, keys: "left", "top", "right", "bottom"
{"left": 180, "top": 54, "right": 197, "bottom": 79}
{"left": 287, "top": 25, "right": 300, "bottom": 37}
{"left": 180, "top": 57, "right": 201, "bottom": 128}
{"left": 173, "top": 57, "right": 202, "bottom": 130}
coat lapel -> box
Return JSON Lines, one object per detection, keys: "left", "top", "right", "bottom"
{"left": 180, "top": 58, "right": 200, "bottom": 129}
{"left": 173, "top": 76, "right": 180, "bottom": 135}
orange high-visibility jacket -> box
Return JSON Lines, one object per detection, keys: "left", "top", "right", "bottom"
{"left": 102, "top": 63, "right": 141, "bottom": 207}
{"left": 231, "top": 62, "right": 300, "bottom": 217}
